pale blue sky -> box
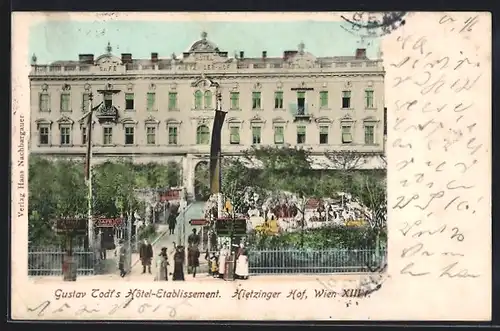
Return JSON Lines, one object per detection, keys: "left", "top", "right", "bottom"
{"left": 29, "top": 20, "right": 380, "bottom": 64}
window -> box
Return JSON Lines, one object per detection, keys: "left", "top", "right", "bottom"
{"left": 39, "top": 93, "right": 50, "bottom": 112}
{"left": 146, "top": 126, "right": 156, "bottom": 145}
{"left": 103, "top": 127, "right": 113, "bottom": 145}
{"left": 342, "top": 91, "right": 351, "bottom": 109}
{"left": 296, "top": 126, "right": 306, "bottom": 144}
{"left": 39, "top": 126, "right": 50, "bottom": 145}
{"left": 60, "top": 93, "right": 71, "bottom": 112}
{"left": 104, "top": 94, "right": 113, "bottom": 108}
{"left": 252, "top": 92, "right": 261, "bottom": 109}
{"left": 125, "top": 93, "right": 134, "bottom": 110}
{"left": 147, "top": 92, "right": 156, "bottom": 111}
{"left": 297, "top": 91, "right": 306, "bottom": 115}
{"left": 82, "top": 93, "right": 90, "bottom": 112}
{"left": 82, "top": 127, "right": 87, "bottom": 145}
{"left": 319, "top": 91, "right": 329, "bottom": 108}
{"left": 125, "top": 127, "right": 135, "bottom": 145}
{"left": 230, "top": 126, "right": 240, "bottom": 144}
{"left": 365, "top": 90, "right": 374, "bottom": 108}
{"left": 274, "top": 126, "right": 284, "bottom": 144}
{"left": 252, "top": 126, "right": 262, "bottom": 144}
{"left": 196, "top": 125, "right": 210, "bottom": 145}
{"left": 168, "top": 126, "right": 178, "bottom": 145}
{"left": 230, "top": 92, "right": 239, "bottom": 110}
{"left": 204, "top": 91, "right": 212, "bottom": 109}
{"left": 364, "top": 125, "right": 375, "bottom": 144}
{"left": 319, "top": 126, "right": 329, "bottom": 144}
{"left": 60, "top": 126, "right": 71, "bottom": 145}
{"left": 341, "top": 125, "right": 353, "bottom": 143}
{"left": 194, "top": 90, "right": 203, "bottom": 109}
{"left": 274, "top": 91, "right": 283, "bottom": 109}
{"left": 168, "top": 92, "right": 177, "bottom": 110}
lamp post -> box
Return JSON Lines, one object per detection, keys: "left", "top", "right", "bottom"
{"left": 85, "top": 92, "right": 95, "bottom": 250}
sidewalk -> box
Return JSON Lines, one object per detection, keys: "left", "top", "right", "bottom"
{"left": 30, "top": 272, "right": 376, "bottom": 284}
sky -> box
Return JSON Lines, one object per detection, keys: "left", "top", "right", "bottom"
{"left": 29, "top": 20, "right": 381, "bottom": 64}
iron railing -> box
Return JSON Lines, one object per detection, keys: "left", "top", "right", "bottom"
{"left": 248, "top": 248, "right": 386, "bottom": 274}
{"left": 28, "top": 246, "right": 96, "bottom": 276}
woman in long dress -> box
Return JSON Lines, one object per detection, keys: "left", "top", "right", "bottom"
{"left": 235, "top": 244, "right": 249, "bottom": 280}
{"left": 218, "top": 246, "right": 229, "bottom": 278}
{"left": 172, "top": 245, "right": 185, "bottom": 281}
{"left": 155, "top": 247, "right": 169, "bottom": 281}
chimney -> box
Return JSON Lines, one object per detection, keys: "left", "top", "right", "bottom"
{"left": 151, "top": 52, "right": 158, "bottom": 62}
{"left": 121, "top": 53, "right": 132, "bottom": 64}
{"left": 262, "top": 51, "right": 267, "bottom": 59}
{"left": 239, "top": 51, "right": 244, "bottom": 59}
{"left": 283, "top": 50, "right": 298, "bottom": 60}
{"left": 78, "top": 54, "right": 94, "bottom": 64}
{"left": 355, "top": 48, "right": 367, "bottom": 59}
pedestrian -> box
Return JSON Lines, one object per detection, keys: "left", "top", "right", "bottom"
{"left": 172, "top": 245, "right": 185, "bottom": 281}
{"left": 187, "top": 244, "right": 200, "bottom": 278}
{"left": 188, "top": 229, "right": 200, "bottom": 247}
{"left": 155, "top": 247, "right": 169, "bottom": 281}
{"left": 168, "top": 212, "right": 176, "bottom": 235}
{"left": 116, "top": 240, "right": 127, "bottom": 278}
{"left": 139, "top": 239, "right": 153, "bottom": 274}
{"left": 235, "top": 243, "right": 249, "bottom": 280}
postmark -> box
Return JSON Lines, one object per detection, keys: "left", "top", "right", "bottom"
{"left": 341, "top": 11, "right": 408, "bottom": 38}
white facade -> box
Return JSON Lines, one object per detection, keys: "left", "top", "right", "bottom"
{"left": 29, "top": 33, "right": 386, "bottom": 196}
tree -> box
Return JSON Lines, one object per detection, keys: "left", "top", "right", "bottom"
{"left": 28, "top": 156, "right": 87, "bottom": 246}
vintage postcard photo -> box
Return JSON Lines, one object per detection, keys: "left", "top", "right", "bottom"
{"left": 11, "top": 12, "right": 491, "bottom": 320}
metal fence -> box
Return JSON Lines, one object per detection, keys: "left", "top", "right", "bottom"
{"left": 28, "top": 247, "right": 96, "bottom": 276}
{"left": 248, "top": 248, "right": 386, "bottom": 274}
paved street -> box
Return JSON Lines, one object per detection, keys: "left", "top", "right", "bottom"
{"left": 127, "top": 201, "right": 206, "bottom": 281}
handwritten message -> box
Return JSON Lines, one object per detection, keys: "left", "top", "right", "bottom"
{"left": 24, "top": 283, "right": 380, "bottom": 319}
{"left": 386, "top": 13, "right": 490, "bottom": 280}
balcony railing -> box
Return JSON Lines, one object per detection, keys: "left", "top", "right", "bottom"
{"left": 30, "top": 60, "right": 383, "bottom": 76}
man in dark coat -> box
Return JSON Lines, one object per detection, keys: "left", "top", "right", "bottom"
{"left": 139, "top": 239, "right": 153, "bottom": 274}
{"left": 168, "top": 213, "right": 177, "bottom": 235}
{"left": 188, "top": 229, "right": 200, "bottom": 247}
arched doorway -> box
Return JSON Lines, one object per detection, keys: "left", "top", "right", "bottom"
{"left": 193, "top": 161, "right": 210, "bottom": 201}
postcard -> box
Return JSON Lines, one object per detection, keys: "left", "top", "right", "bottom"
{"left": 11, "top": 11, "right": 491, "bottom": 321}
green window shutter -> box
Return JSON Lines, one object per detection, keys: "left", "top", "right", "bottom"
{"left": 319, "top": 126, "right": 328, "bottom": 134}
{"left": 147, "top": 93, "right": 156, "bottom": 110}
{"left": 194, "top": 91, "right": 203, "bottom": 109}
{"left": 125, "top": 93, "right": 134, "bottom": 100}
{"left": 168, "top": 92, "right": 177, "bottom": 110}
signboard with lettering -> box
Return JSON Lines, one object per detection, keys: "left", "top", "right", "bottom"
{"left": 215, "top": 218, "right": 247, "bottom": 237}
{"left": 190, "top": 219, "right": 209, "bottom": 226}
{"left": 94, "top": 218, "right": 124, "bottom": 227}
{"left": 55, "top": 218, "right": 87, "bottom": 235}
{"left": 160, "top": 189, "right": 182, "bottom": 202}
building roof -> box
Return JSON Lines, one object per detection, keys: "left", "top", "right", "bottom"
{"left": 43, "top": 31, "right": 376, "bottom": 67}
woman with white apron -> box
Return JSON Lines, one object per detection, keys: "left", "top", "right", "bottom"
{"left": 218, "top": 246, "right": 229, "bottom": 278}
{"left": 235, "top": 243, "right": 249, "bottom": 280}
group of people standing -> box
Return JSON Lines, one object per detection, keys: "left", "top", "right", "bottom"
{"left": 143, "top": 228, "right": 202, "bottom": 282}
{"left": 207, "top": 243, "right": 249, "bottom": 280}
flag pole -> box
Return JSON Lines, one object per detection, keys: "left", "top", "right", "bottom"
{"left": 86, "top": 92, "right": 95, "bottom": 249}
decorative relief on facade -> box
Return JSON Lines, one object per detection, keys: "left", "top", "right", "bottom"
{"left": 61, "top": 83, "right": 71, "bottom": 91}
{"left": 35, "top": 118, "right": 52, "bottom": 128}
{"left": 144, "top": 115, "right": 160, "bottom": 126}
{"left": 231, "top": 82, "right": 239, "bottom": 91}
{"left": 276, "top": 81, "right": 283, "bottom": 90}
{"left": 84, "top": 83, "right": 91, "bottom": 91}
{"left": 78, "top": 118, "right": 96, "bottom": 128}
{"left": 253, "top": 82, "right": 262, "bottom": 90}
{"left": 127, "top": 83, "right": 134, "bottom": 91}
{"left": 41, "top": 83, "right": 48, "bottom": 92}
{"left": 57, "top": 115, "right": 74, "bottom": 125}
{"left": 149, "top": 83, "right": 156, "bottom": 91}
{"left": 344, "top": 81, "right": 352, "bottom": 89}
{"left": 315, "top": 116, "right": 333, "bottom": 124}
{"left": 170, "top": 82, "right": 178, "bottom": 91}
{"left": 120, "top": 118, "right": 138, "bottom": 127}
{"left": 367, "top": 81, "right": 374, "bottom": 87}
{"left": 363, "top": 116, "right": 379, "bottom": 122}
